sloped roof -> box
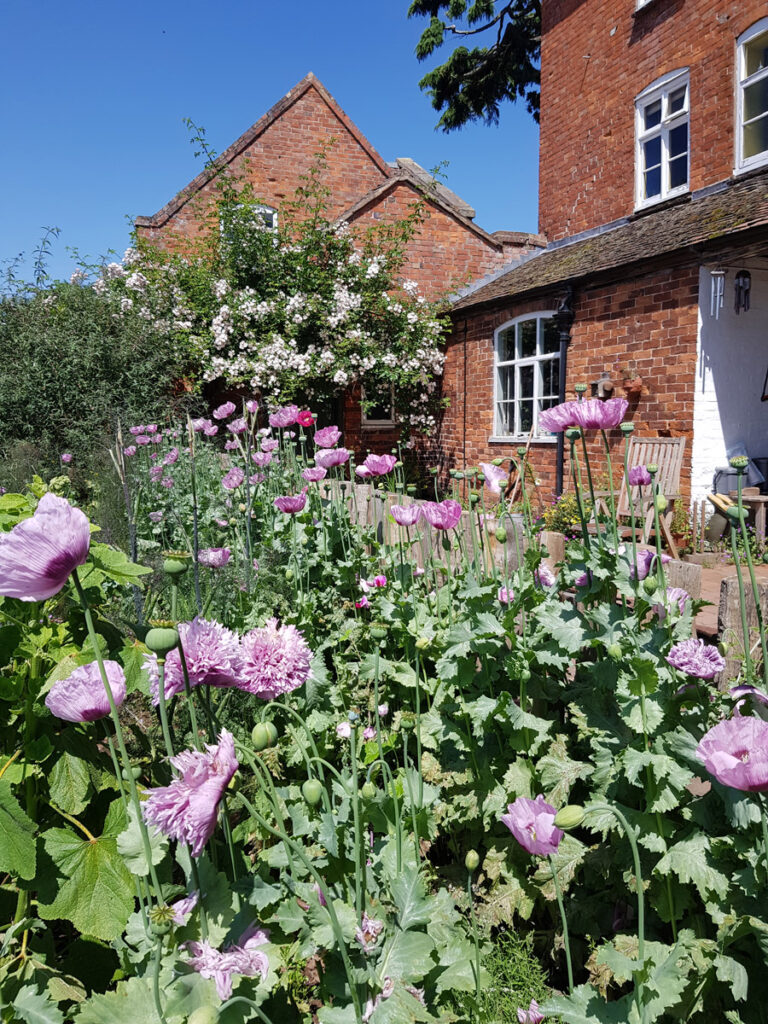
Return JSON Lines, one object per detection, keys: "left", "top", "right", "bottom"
{"left": 452, "top": 169, "right": 768, "bottom": 312}
{"left": 136, "top": 73, "right": 392, "bottom": 230}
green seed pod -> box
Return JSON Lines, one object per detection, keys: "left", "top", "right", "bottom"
{"left": 647, "top": 464, "right": 658, "bottom": 475}
{"left": 302, "top": 779, "right": 324, "bottom": 807}
{"left": 654, "top": 494, "right": 668, "bottom": 512}
{"left": 400, "top": 713, "right": 416, "bottom": 732}
{"left": 620, "top": 421, "right": 635, "bottom": 435}
{"left": 285, "top": 568, "right": 294, "bottom": 581}
{"left": 495, "top": 525, "right": 508, "bottom": 543}
{"left": 441, "top": 535, "right": 452, "bottom": 551}
{"left": 517, "top": 446, "right": 527, "bottom": 457}
{"left": 264, "top": 722, "right": 279, "bottom": 747}
{"left": 188, "top": 1008, "right": 220, "bottom": 1024}
{"left": 144, "top": 625, "right": 179, "bottom": 657}
{"left": 121, "top": 766, "right": 142, "bottom": 781}
{"left": 150, "top": 919, "right": 172, "bottom": 937}
{"left": 554, "top": 805, "right": 586, "bottom": 830}
{"left": 492, "top": 457, "right": 504, "bottom": 467}
{"left": 519, "top": 666, "right": 531, "bottom": 683}
{"left": 606, "top": 643, "right": 622, "bottom": 661}
{"left": 729, "top": 455, "right": 749, "bottom": 471}
{"left": 370, "top": 623, "right": 388, "bottom": 640}
{"left": 251, "top": 723, "right": 270, "bottom": 750}
{"left": 469, "top": 493, "right": 480, "bottom": 504}
{"left": 574, "top": 383, "right": 588, "bottom": 394}
{"left": 362, "top": 781, "right": 377, "bottom": 800}
{"left": 565, "top": 427, "right": 581, "bottom": 442}
{"left": 465, "top": 850, "right": 480, "bottom": 872}
{"left": 643, "top": 577, "right": 658, "bottom": 597}
{"left": 162, "top": 550, "right": 191, "bottom": 578}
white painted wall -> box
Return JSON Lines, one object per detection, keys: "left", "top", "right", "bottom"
{"left": 692, "top": 264, "right": 768, "bottom": 502}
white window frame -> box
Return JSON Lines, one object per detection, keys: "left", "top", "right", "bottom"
{"left": 491, "top": 312, "right": 560, "bottom": 442}
{"left": 736, "top": 19, "right": 768, "bottom": 174}
{"left": 361, "top": 384, "right": 396, "bottom": 429}
{"left": 219, "top": 202, "right": 278, "bottom": 237}
{"left": 635, "top": 69, "right": 690, "bottom": 210}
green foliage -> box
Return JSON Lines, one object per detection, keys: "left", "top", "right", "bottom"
{"left": 408, "top": 0, "right": 541, "bottom": 129}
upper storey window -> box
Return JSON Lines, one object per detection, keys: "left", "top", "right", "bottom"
{"left": 737, "top": 20, "right": 768, "bottom": 173}
{"left": 635, "top": 70, "right": 689, "bottom": 210}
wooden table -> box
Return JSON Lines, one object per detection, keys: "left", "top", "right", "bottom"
{"left": 737, "top": 494, "right": 768, "bottom": 550}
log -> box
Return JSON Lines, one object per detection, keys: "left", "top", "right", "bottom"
{"left": 716, "top": 575, "right": 768, "bottom": 684}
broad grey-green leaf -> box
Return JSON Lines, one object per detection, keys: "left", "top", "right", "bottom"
{"left": 75, "top": 977, "right": 166, "bottom": 1023}
{"left": 654, "top": 832, "right": 730, "bottom": 901}
{"left": 370, "top": 984, "right": 437, "bottom": 1022}
{"left": 12, "top": 985, "right": 64, "bottom": 1024}
{"left": 390, "top": 867, "right": 431, "bottom": 930}
{"left": 0, "top": 779, "right": 37, "bottom": 880}
{"left": 715, "top": 953, "right": 748, "bottom": 1002}
{"left": 88, "top": 543, "right": 152, "bottom": 586}
{"left": 116, "top": 804, "right": 168, "bottom": 875}
{"left": 49, "top": 753, "right": 91, "bottom": 816}
{"left": 377, "top": 930, "right": 435, "bottom": 983}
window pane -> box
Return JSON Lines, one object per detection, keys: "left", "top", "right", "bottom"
{"left": 643, "top": 135, "right": 661, "bottom": 169}
{"left": 520, "top": 364, "right": 534, "bottom": 399}
{"left": 745, "top": 34, "right": 768, "bottom": 78}
{"left": 542, "top": 357, "right": 560, "bottom": 398}
{"left": 669, "top": 153, "right": 688, "bottom": 189}
{"left": 497, "top": 402, "right": 515, "bottom": 435}
{"left": 669, "top": 122, "right": 688, "bottom": 158}
{"left": 745, "top": 77, "right": 768, "bottom": 122}
{"left": 644, "top": 164, "right": 661, "bottom": 199}
{"left": 497, "top": 327, "right": 515, "bottom": 362}
{"left": 744, "top": 113, "right": 768, "bottom": 159}
{"left": 542, "top": 318, "right": 559, "bottom": 354}
{"left": 518, "top": 319, "right": 536, "bottom": 358}
{"left": 643, "top": 99, "right": 662, "bottom": 130}
{"left": 498, "top": 366, "right": 515, "bottom": 401}
{"left": 519, "top": 401, "right": 534, "bottom": 434}
{"left": 668, "top": 86, "right": 687, "bottom": 114}
{"left": 364, "top": 382, "right": 393, "bottom": 422}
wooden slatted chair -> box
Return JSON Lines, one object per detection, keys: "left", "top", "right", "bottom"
{"left": 615, "top": 436, "right": 686, "bottom": 557}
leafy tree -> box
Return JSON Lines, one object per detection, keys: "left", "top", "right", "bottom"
{"left": 408, "top": 0, "right": 541, "bottom": 130}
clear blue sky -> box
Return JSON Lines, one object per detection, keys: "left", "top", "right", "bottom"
{"left": 0, "top": 0, "right": 539, "bottom": 284}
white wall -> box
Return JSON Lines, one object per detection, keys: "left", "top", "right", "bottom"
{"left": 692, "top": 264, "right": 768, "bottom": 502}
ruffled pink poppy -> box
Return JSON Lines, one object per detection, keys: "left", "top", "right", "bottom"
{"left": 390, "top": 504, "right": 422, "bottom": 527}
{"left": 213, "top": 401, "right": 236, "bottom": 420}
{"left": 274, "top": 489, "right": 308, "bottom": 514}
{"left": 696, "top": 716, "right": 768, "bottom": 792}
{"left": 269, "top": 405, "right": 299, "bottom": 428}
{"left": 479, "top": 462, "right": 507, "bottom": 495}
{"left": 421, "top": 499, "right": 462, "bottom": 531}
{"left": 45, "top": 660, "right": 126, "bottom": 722}
{"left": 360, "top": 453, "right": 397, "bottom": 477}
{"left": 314, "top": 425, "right": 341, "bottom": 448}
{"left": 302, "top": 467, "right": 327, "bottom": 482}
{"left": 315, "top": 447, "right": 351, "bottom": 469}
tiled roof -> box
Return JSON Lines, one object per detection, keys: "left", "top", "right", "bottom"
{"left": 452, "top": 169, "right": 768, "bottom": 312}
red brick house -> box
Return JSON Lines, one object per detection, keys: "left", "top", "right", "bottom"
{"left": 441, "top": 2, "right": 768, "bottom": 505}
{"left": 135, "top": 73, "right": 542, "bottom": 450}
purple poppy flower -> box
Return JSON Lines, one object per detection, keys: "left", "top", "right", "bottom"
{"left": 269, "top": 404, "right": 299, "bottom": 429}
{"left": 274, "top": 489, "right": 308, "bottom": 514}
{"left": 653, "top": 586, "right": 690, "bottom": 620}
{"left": 361, "top": 453, "right": 397, "bottom": 477}
{"left": 204, "top": 422, "right": 219, "bottom": 437}
{"left": 628, "top": 465, "right": 651, "bottom": 487}
{"left": 246, "top": 399, "right": 259, "bottom": 413}
{"left": 314, "top": 425, "right": 342, "bottom": 448}
{"left": 145, "top": 616, "right": 241, "bottom": 704}
{"left": 198, "top": 547, "right": 231, "bottom": 568}
{"left": 171, "top": 890, "right": 199, "bottom": 926}
{"left": 222, "top": 466, "right": 245, "bottom": 490}
{"left": 378, "top": 703, "right": 389, "bottom": 718}
{"left": 355, "top": 912, "right": 384, "bottom": 953}
{"left": 422, "top": 499, "right": 462, "bottom": 531}
{"left": 0, "top": 493, "right": 90, "bottom": 601}
{"left": 224, "top": 440, "right": 238, "bottom": 451}
{"left": 390, "top": 504, "right": 422, "bottom": 527}
{"left": 45, "top": 660, "right": 126, "bottom": 722}
{"left": 667, "top": 638, "right": 725, "bottom": 680}
{"left": 149, "top": 510, "right": 164, "bottom": 523}
{"left": 142, "top": 729, "right": 238, "bottom": 857}
{"left": 163, "top": 447, "right": 179, "bottom": 466}
{"left": 535, "top": 565, "right": 556, "bottom": 588}
{"left": 315, "top": 447, "right": 351, "bottom": 469}
{"left": 631, "top": 548, "right": 671, "bottom": 581}
{"left": 213, "top": 401, "right": 236, "bottom": 420}
{"left": 501, "top": 795, "right": 563, "bottom": 856}
{"left": 252, "top": 451, "right": 273, "bottom": 468}
{"left": 136, "top": 434, "right": 151, "bottom": 445}
{"left": 574, "top": 570, "right": 590, "bottom": 587}
{"left": 336, "top": 721, "right": 352, "bottom": 738}
{"left": 228, "top": 417, "right": 247, "bottom": 435}
{"left": 129, "top": 425, "right": 145, "bottom": 435}
{"left": 302, "top": 466, "right": 327, "bottom": 482}
{"left": 146, "top": 424, "right": 158, "bottom": 433}
{"left": 538, "top": 400, "right": 580, "bottom": 433}
{"left": 160, "top": 476, "right": 174, "bottom": 488}
{"left": 123, "top": 445, "right": 137, "bottom": 457}
{"left": 356, "top": 596, "right": 370, "bottom": 609}
{"left": 498, "top": 586, "right": 514, "bottom": 604}
{"left": 479, "top": 462, "right": 508, "bottom": 495}
{"left": 250, "top": 473, "right": 265, "bottom": 486}
{"left": 239, "top": 619, "right": 311, "bottom": 699}
{"left": 149, "top": 465, "right": 163, "bottom": 482}
{"left": 60, "top": 453, "right": 73, "bottom": 464}
{"left": 184, "top": 928, "right": 269, "bottom": 1000}
{"left": 261, "top": 438, "right": 279, "bottom": 453}
{"left": 696, "top": 716, "right": 768, "bottom": 792}
{"left": 356, "top": 465, "right": 373, "bottom": 479}
{"left": 363, "top": 726, "right": 376, "bottom": 741}
{"left": 150, "top": 433, "right": 163, "bottom": 444}
{"left": 571, "top": 397, "right": 629, "bottom": 430}
{"left": 517, "top": 1000, "right": 545, "bottom": 1024}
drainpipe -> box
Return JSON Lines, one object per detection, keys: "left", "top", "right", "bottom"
{"left": 552, "top": 285, "right": 575, "bottom": 497}
{"left": 462, "top": 319, "right": 468, "bottom": 471}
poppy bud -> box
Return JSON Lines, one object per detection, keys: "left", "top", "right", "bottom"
{"left": 554, "top": 805, "right": 585, "bottom": 830}
{"left": 465, "top": 850, "right": 480, "bottom": 872}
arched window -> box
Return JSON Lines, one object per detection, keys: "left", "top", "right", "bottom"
{"left": 635, "top": 69, "right": 689, "bottom": 208}
{"left": 493, "top": 313, "right": 559, "bottom": 439}
{"left": 737, "top": 19, "right": 768, "bottom": 173}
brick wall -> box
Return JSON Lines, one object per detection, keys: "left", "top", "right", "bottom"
{"left": 438, "top": 263, "right": 701, "bottom": 502}
{"left": 540, "top": 0, "right": 766, "bottom": 241}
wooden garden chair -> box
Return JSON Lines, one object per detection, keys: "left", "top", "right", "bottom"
{"left": 615, "top": 436, "right": 686, "bottom": 558}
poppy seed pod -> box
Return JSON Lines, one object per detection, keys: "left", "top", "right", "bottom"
{"left": 188, "top": 1009, "right": 220, "bottom": 1024}
{"left": 162, "top": 550, "right": 191, "bottom": 578}
{"left": 145, "top": 623, "right": 179, "bottom": 657}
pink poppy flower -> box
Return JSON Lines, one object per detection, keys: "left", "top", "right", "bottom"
{"left": 302, "top": 466, "right": 327, "bottom": 482}
{"left": 667, "top": 638, "right": 725, "bottom": 680}
{"left": 360, "top": 453, "right": 397, "bottom": 477}
{"left": 129, "top": 425, "right": 145, "bottom": 435}
{"left": 653, "top": 586, "right": 690, "bottom": 620}
{"left": 150, "top": 434, "right": 163, "bottom": 444}
{"left": 60, "top": 453, "right": 73, "bottom": 464}
{"left": 538, "top": 401, "right": 581, "bottom": 433}
{"left": 145, "top": 617, "right": 241, "bottom": 704}
{"left": 222, "top": 466, "right": 245, "bottom": 490}
{"left": 498, "top": 586, "right": 514, "bottom": 604}
{"left": 123, "top": 445, "right": 137, "bottom": 457}
{"left": 160, "top": 477, "right": 174, "bottom": 488}
{"left": 228, "top": 417, "right": 247, "bottom": 435}
{"left": 479, "top": 462, "right": 507, "bottom": 495}
{"left": 356, "top": 596, "right": 370, "bottom": 609}
{"left": 163, "top": 447, "right": 179, "bottom": 466}
{"left": 184, "top": 927, "right": 269, "bottom": 1000}
{"left": 136, "top": 434, "right": 151, "bottom": 445}
{"left": 378, "top": 703, "right": 389, "bottom": 717}
{"left": 261, "top": 438, "right": 279, "bottom": 452}
{"left": 571, "top": 397, "right": 629, "bottom": 430}
{"left": 696, "top": 716, "right": 768, "bottom": 792}
{"left": 251, "top": 451, "right": 272, "bottom": 468}
{"left": 246, "top": 399, "right": 259, "bottom": 413}
{"left": 314, "top": 425, "right": 342, "bottom": 448}
{"left": 315, "top": 447, "right": 351, "bottom": 469}
{"left": 171, "top": 890, "right": 199, "bottom": 926}
{"left": 372, "top": 575, "right": 387, "bottom": 587}
{"left": 517, "top": 999, "right": 545, "bottom": 1024}
{"left": 422, "top": 499, "right": 462, "bottom": 531}
{"left": 198, "top": 547, "right": 231, "bottom": 569}
{"left": 535, "top": 565, "right": 556, "bottom": 588}
{"left": 390, "top": 504, "right": 422, "bottom": 527}
{"left": 142, "top": 729, "right": 238, "bottom": 856}
{"left": 363, "top": 726, "right": 376, "bottom": 741}
{"left": 203, "top": 423, "right": 219, "bottom": 437}
{"left": 224, "top": 440, "right": 238, "bottom": 451}
{"left": 250, "top": 473, "right": 265, "bottom": 485}
{"left": 269, "top": 404, "right": 299, "bottom": 428}
{"left": 501, "top": 795, "right": 563, "bottom": 856}
{"left": 149, "top": 465, "right": 163, "bottom": 482}
{"left": 146, "top": 424, "right": 158, "bottom": 433}
{"left": 213, "top": 401, "right": 236, "bottom": 420}
{"left": 297, "top": 410, "right": 315, "bottom": 427}
{"left": 631, "top": 548, "right": 671, "bottom": 581}
{"left": 336, "top": 722, "right": 352, "bottom": 739}
{"left": 274, "top": 489, "right": 308, "bottom": 514}
{"left": 356, "top": 465, "right": 373, "bottom": 479}
{"left": 45, "top": 660, "right": 126, "bottom": 722}
{"left": 0, "top": 493, "right": 90, "bottom": 601}
{"left": 355, "top": 912, "right": 384, "bottom": 952}
{"left": 149, "top": 510, "right": 163, "bottom": 523}
{"left": 628, "top": 465, "right": 651, "bottom": 487}
{"left": 239, "top": 619, "right": 312, "bottom": 698}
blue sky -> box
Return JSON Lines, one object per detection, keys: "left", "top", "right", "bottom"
{"left": 0, "top": 0, "right": 539, "bottom": 284}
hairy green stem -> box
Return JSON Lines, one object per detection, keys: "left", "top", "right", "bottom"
{"left": 548, "top": 854, "right": 574, "bottom": 992}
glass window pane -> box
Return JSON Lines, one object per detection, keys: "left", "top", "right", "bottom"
{"left": 644, "top": 165, "right": 661, "bottom": 199}
{"left": 519, "top": 401, "right": 534, "bottom": 434}
{"left": 542, "top": 318, "right": 559, "bottom": 354}
{"left": 669, "top": 122, "right": 688, "bottom": 158}
{"left": 498, "top": 366, "right": 515, "bottom": 402}
{"left": 643, "top": 135, "right": 661, "bottom": 169}
{"left": 745, "top": 77, "right": 768, "bottom": 122}
{"left": 497, "top": 402, "right": 515, "bottom": 436}
{"left": 669, "top": 153, "right": 688, "bottom": 190}
{"left": 518, "top": 319, "right": 536, "bottom": 359}
{"left": 497, "top": 327, "right": 515, "bottom": 362}
{"left": 520, "top": 364, "right": 534, "bottom": 399}
{"left": 746, "top": 34, "right": 768, "bottom": 78}
{"left": 668, "top": 86, "right": 687, "bottom": 114}
{"left": 644, "top": 99, "right": 662, "bottom": 130}
{"left": 542, "top": 357, "right": 560, "bottom": 398}
{"left": 744, "top": 114, "right": 768, "bottom": 159}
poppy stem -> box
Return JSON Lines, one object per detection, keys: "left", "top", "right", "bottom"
{"left": 548, "top": 853, "right": 574, "bottom": 992}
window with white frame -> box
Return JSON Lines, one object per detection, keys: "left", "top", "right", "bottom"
{"left": 219, "top": 202, "right": 278, "bottom": 243}
{"left": 493, "top": 313, "right": 560, "bottom": 439}
{"left": 361, "top": 382, "right": 395, "bottom": 429}
{"left": 635, "top": 70, "right": 689, "bottom": 208}
{"left": 737, "top": 20, "right": 768, "bottom": 172}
